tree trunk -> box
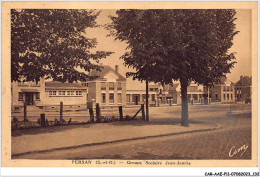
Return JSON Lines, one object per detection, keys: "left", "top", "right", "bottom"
{"left": 180, "top": 79, "right": 189, "bottom": 126}
{"left": 145, "top": 80, "right": 149, "bottom": 121}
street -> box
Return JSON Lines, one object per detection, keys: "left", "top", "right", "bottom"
{"left": 13, "top": 103, "right": 252, "bottom": 160}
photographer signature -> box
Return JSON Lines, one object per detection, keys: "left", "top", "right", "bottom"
{"left": 229, "top": 144, "right": 248, "bottom": 157}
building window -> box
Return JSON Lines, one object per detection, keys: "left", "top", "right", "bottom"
{"left": 53, "top": 91, "right": 56, "bottom": 95}
{"left": 223, "top": 86, "right": 226, "bottom": 91}
{"left": 102, "top": 93, "right": 106, "bottom": 103}
{"left": 142, "top": 95, "right": 146, "bottom": 101}
{"left": 231, "top": 93, "right": 233, "bottom": 100}
{"left": 101, "top": 82, "right": 106, "bottom": 90}
{"left": 75, "top": 91, "right": 82, "bottom": 96}
{"left": 109, "top": 93, "right": 114, "bottom": 103}
{"left": 227, "top": 94, "right": 229, "bottom": 100}
{"left": 117, "top": 82, "right": 122, "bottom": 90}
{"left": 118, "top": 93, "right": 122, "bottom": 103}
{"left": 67, "top": 91, "right": 71, "bottom": 95}
{"left": 49, "top": 91, "right": 53, "bottom": 96}
{"left": 18, "top": 92, "right": 23, "bottom": 100}
{"left": 150, "top": 88, "right": 153, "bottom": 91}
{"left": 126, "top": 94, "right": 130, "bottom": 102}
{"left": 223, "top": 94, "right": 225, "bottom": 100}
{"left": 62, "top": 91, "right": 65, "bottom": 95}
{"left": 152, "top": 94, "right": 155, "bottom": 101}
{"left": 227, "top": 86, "right": 230, "bottom": 91}
{"left": 109, "top": 82, "right": 114, "bottom": 90}
{"left": 58, "top": 91, "right": 62, "bottom": 95}
{"left": 215, "top": 94, "right": 218, "bottom": 99}
{"left": 35, "top": 92, "right": 40, "bottom": 100}
{"left": 71, "top": 91, "right": 74, "bottom": 95}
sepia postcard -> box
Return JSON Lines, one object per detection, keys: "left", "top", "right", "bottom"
{"left": 1, "top": 1, "right": 258, "bottom": 168}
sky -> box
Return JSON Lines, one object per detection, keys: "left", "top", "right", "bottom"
{"left": 84, "top": 9, "right": 252, "bottom": 89}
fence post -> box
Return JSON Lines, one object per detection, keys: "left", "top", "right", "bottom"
{"left": 40, "top": 113, "right": 45, "bottom": 127}
{"left": 23, "top": 102, "right": 27, "bottom": 122}
{"left": 60, "top": 102, "right": 63, "bottom": 122}
{"left": 141, "top": 104, "right": 145, "bottom": 120}
{"left": 89, "top": 108, "right": 94, "bottom": 123}
{"left": 96, "top": 103, "right": 101, "bottom": 123}
{"left": 119, "top": 106, "right": 123, "bottom": 121}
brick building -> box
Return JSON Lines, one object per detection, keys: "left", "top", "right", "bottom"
{"left": 234, "top": 76, "right": 252, "bottom": 102}
{"left": 205, "top": 77, "right": 235, "bottom": 103}
{"left": 84, "top": 65, "right": 127, "bottom": 107}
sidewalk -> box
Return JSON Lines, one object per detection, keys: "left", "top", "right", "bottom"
{"left": 12, "top": 120, "right": 220, "bottom": 156}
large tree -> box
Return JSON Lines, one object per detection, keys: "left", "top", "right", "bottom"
{"left": 109, "top": 9, "right": 238, "bottom": 126}
{"left": 11, "top": 9, "right": 112, "bottom": 83}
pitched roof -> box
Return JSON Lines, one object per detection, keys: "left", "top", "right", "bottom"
{"left": 45, "top": 82, "right": 86, "bottom": 88}
{"left": 215, "top": 76, "right": 234, "bottom": 85}
{"left": 89, "top": 65, "right": 126, "bottom": 81}
{"left": 235, "top": 76, "right": 252, "bottom": 86}
{"left": 171, "top": 83, "right": 179, "bottom": 90}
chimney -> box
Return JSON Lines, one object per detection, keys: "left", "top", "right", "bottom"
{"left": 240, "top": 75, "right": 243, "bottom": 85}
{"left": 115, "top": 65, "right": 119, "bottom": 73}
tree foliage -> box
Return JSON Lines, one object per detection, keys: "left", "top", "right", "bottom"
{"left": 108, "top": 9, "right": 238, "bottom": 126}
{"left": 108, "top": 9, "right": 238, "bottom": 85}
{"left": 11, "top": 9, "right": 112, "bottom": 83}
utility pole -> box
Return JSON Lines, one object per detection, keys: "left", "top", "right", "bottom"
{"left": 145, "top": 80, "right": 149, "bottom": 121}
{"left": 207, "top": 87, "right": 210, "bottom": 104}
{"left": 208, "top": 86, "right": 210, "bottom": 111}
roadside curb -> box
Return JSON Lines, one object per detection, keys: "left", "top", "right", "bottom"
{"left": 12, "top": 123, "right": 222, "bottom": 158}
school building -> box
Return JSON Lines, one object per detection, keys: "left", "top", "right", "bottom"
{"left": 205, "top": 77, "right": 235, "bottom": 103}
{"left": 11, "top": 78, "right": 87, "bottom": 107}
{"left": 234, "top": 75, "right": 252, "bottom": 102}
{"left": 83, "top": 65, "right": 127, "bottom": 107}
{"left": 15, "top": 65, "right": 243, "bottom": 108}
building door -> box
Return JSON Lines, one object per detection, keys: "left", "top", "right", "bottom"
{"left": 135, "top": 96, "right": 138, "bottom": 105}
{"left": 132, "top": 95, "right": 140, "bottom": 105}
{"left": 25, "top": 92, "right": 34, "bottom": 105}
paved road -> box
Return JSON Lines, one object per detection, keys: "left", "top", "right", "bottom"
{"left": 15, "top": 104, "right": 252, "bottom": 160}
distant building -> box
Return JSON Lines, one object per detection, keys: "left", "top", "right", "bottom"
{"left": 11, "top": 79, "right": 87, "bottom": 107}
{"left": 234, "top": 76, "right": 252, "bottom": 102}
{"left": 84, "top": 65, "right": 127, "bottom": 107}
{"left": 174, "top": 82, "right": 204, "bottom": 104}
{"left": 205, "top": 77, "right": 235, "bottom": 103}
{"left": 126, "top": 83, "right": 161, "bottom": 106}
